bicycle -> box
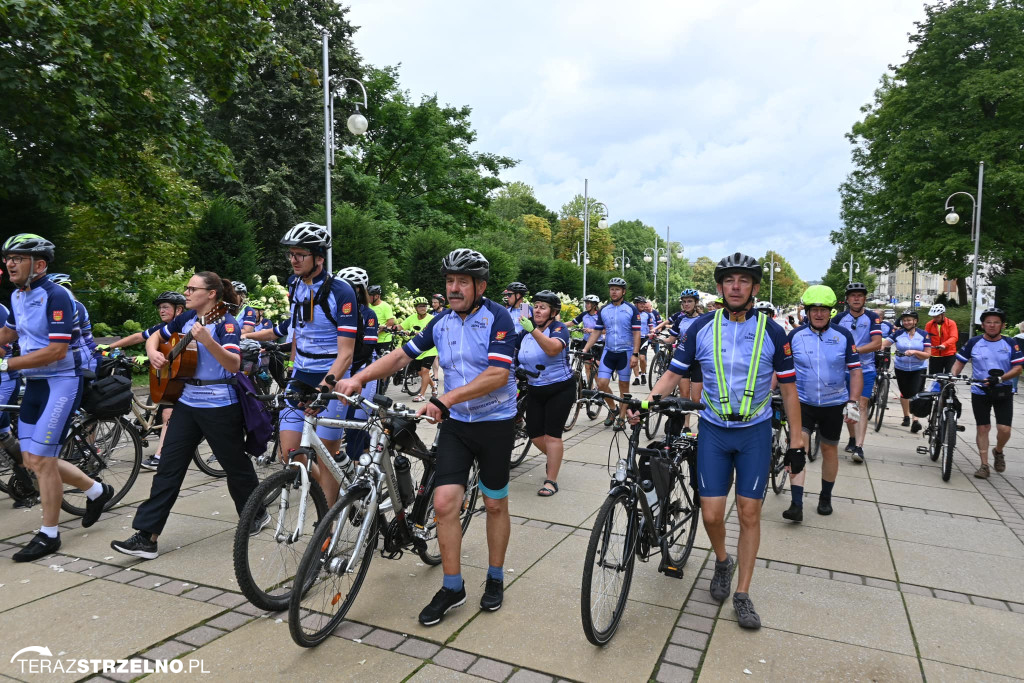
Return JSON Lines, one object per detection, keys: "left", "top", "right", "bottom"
{"left": 509, "top": 367, "right": 535, "bottom": 468}
{"left": 646, "top": 334, "right": 675, "bottom": 387}
{"left": 915, "top": 373, "right": 979, "bottom": 481}
{"left": 769, "top": 393, "right": 789, "bottom": 494}
{"left": 869, "top": 361, "right": 892, "bottom": 433}
{"left": 288, "top": 391, "right": 480, "bottom": 647}
{"left": 579, "top": 390, "right": 703, "bottom": 646}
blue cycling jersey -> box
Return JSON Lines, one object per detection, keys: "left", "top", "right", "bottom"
{"left": 594, "top": 301, "right": 641, "bottom": 353}
{"left": 71, "top": 299, "right": 98, "bottom": 370}
{"left": 670, "top": 311, "right": 700, "bottom": 339}
{"left": 668, "top": 309, "right": 795, "bottom": 428}
{"left": 141, "top": 321, "right": 163, "bottom": 341}
{"left": 572, "top": 310, "right": 603, "bottom": 341}
{"left": 508, "top": 301, "right": 533, "bottom": 335}
{"left": 888, "top": 327, "right": 930, "bottom": 372}
{"left": 6, "top": 274, "right": 81, "bottom": 378}
{"left": 879, "top": 320, "right": 893, "bottom": 338}
{"left": 0, "top": 303, "right": 20, "bottom": 383}
{"left": 287, "top": 270, "right": 358, "bottom": 373}
{"left": 160, "top": 310, "right": 242, "bottom": 408}
{"left": 832, "top": 309, "right": 882, "bottom": 372}
{"left": 516, "top": 322, "right": 572, "bottom": 386}
{"left": 404, "top": 298, "right": 517, "bottom": 422}
{"left": 639, "top": 310, "right": 661, "bottom": 337}
{"left": 956, "top": 334, "right": 1024, "bottom": 395}
{"left": 788, "top": 323, "right": 860, "bottom": 407}
{"left": 239, "top": 305, "right": 260, "bottom": 330}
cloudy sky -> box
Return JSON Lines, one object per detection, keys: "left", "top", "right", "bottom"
{"left": 347, "top": 1, "right": 932, "bottom": 280}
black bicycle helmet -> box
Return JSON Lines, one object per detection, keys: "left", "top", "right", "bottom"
{"left": 154, "top": 291, "right": 186, "bottom": 307}
{"left": 280, "top": 222, "right": 331, "bottom": 256}
{"left": 506, "top": 281, "right": 528, "bottom": 295}
{"left": 632, "top": 295, "right": 647, "bottom": 304}
{"left": 532, "top": 290, "right": 561, "bottom": 309}
{"left": 2, "top": 233, "right": 55, "bottom": 262}
{"left": 440, "top": 248, "right": 490, "bottom": 281}
{"left": 608, "top": 277, "right": 628, "bottom": 288}
{"left": 845, "top": 282, "right": 868, "bottom": 295}
{"left": 367, "top": 285, "right": 382, "bottom": 295}
{"left": 980, "top": 307, "right": 1006, "bottom": 322}
{"left": 900, "top": 309, "right": 919, "bottom": 320}
{"left": 431, "top": 293, "right": 445, "bottom": 302}
{"left": 714, "top": 253, "right": 762, "bottom": 284}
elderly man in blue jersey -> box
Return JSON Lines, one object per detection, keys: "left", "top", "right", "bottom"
{"left": 657, "top": 289, "right": 704, "bottom": 428}
{"left": 833, "top": 282, "right": 883, "bottom": 463}
{"left": 641, "top": 253, "right": 803, "bottom": 629}
{"left": 336, "top": 249, "right": 517, "bottom": 626}
{"left": 277, "top": 223, "right": 358, "bottom": 507}
{"left": 782, "top": 286, "right": 862, "bottom": 522}
{"left": 0, "top": 234, "right": 114, "bottom": 562}
{"left": 582, "top": 277, "right": 641, "bottom": 431}
{"left": 951, "top": 307, "right": 1024, "bottom": 479}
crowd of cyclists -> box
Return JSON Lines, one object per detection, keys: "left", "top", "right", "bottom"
{"left": 1, "top": 224, "right": 1021, "bottom": 636}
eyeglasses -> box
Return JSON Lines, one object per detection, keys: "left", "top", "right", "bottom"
{"left": 3, "top": 256, "right": 28, "bottom": 265}
{"left": 183, "top": 286, "right": 211, "bottom": 294}
{"left": 286, "top": 251, "right": 312, "bottom": 262}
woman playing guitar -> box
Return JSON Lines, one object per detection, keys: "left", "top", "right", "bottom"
{"left": 111, "top": 272, "right": 260, "bottom": 559}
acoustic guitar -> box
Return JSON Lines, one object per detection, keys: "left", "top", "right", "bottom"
{"left": 149, "top": 303, "right": 229, "bottom": 404}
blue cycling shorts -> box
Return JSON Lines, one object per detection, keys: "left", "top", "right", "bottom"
{"left": 280, "top": 369, "right": 348, "bottom": 442}
{"left": 598, "top": 349, "right": 631, "bottom": 381}
{"left": 695, "top": 417, "right": 772, "bottom": 499}
{"left": 19, "top": 377, "right": 84, "bottom": 457}
{"left": 846, "top": 370, "right": 876, "bottom": 400}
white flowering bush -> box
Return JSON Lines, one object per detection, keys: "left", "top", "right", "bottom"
{"left": 384, "top": 282, "right": 422, "bottom": 320}
{"left": 249, "top": 274, "right": 291, "bottom": 320}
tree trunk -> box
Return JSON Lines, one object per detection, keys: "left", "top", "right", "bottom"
{"left": 956, "top": 277, "right": 968, "bottom": 306}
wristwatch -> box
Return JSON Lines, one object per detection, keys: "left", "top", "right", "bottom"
{"left": 0, "top": 358, "right": 8, "bottom": 373}
{"left": 632, "top": 352, "right": 639, "bottom": 357}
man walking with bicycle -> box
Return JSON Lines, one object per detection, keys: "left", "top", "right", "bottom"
{"left": 950, "top": 308, "right": 1023, "bottom": 479}
{"left": 833, "top": 283, "right": 883, "bottom": 463}
{"left": 644, "top": 253, "right": 803, "bottom": 629}
{"left": 336, "top": 249, "right": 517, "bottom": 625}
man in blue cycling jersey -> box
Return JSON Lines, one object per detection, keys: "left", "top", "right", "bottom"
{"left": 1, "top": 234, "right": 114, "bottom": 562}
{"left": 337, "top": 249, "right": 516, "bottom": 626}
{"left": 642, "top": 253, "right": 803, "bottom": 629}
{"left": 505, "top": 282, "right": 532, "bottom": 336}
{"left": 951, "top": 307, "right": 1023, "bottom": 479}
{"left": 832, "top": 282, "right": 882, "bottom": 463}
{"left": 657, "top": 289, "right": 704, "bottom": 427}
{"left": 582, "top": 277, "right": 641, "bottom": 431}
{"left": 783, "top": 286, "right": 862, "bottom": 522}
{"left": 633, "top": 296, "right": 656, "bottom": 386}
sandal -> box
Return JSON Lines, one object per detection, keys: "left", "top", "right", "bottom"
{"left": 538, "top": 480, "right": 559, "bottom": 497}
{"left": 412, "top": 394, "right": 426, "bottom": 403}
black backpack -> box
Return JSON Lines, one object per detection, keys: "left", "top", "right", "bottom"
{"left": 288, "top": 273, "right": 368, "bottom": 368}
{"left": 82, "top": 375, "right": 133, "bottom": 419}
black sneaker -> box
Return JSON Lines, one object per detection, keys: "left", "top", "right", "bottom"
{"left": 817, "top": 498, "right": 833, "bottom": 516}
{"left": 12, "top": 496, "right": 37, "bottom": 509}
{"left": 111, "top": 531, "right": 158, "bottom": 560}
{"left": 418, "top": 585, "right": 467, "bottom": 626}
{"left": 851, "top": 446, "right": 864, "bottom": 464}
{"left": 910, "top": 420, "right": 923, "bottom": 434}
{"left": 782, "top": 502, "right": 803, "bottom": 522}
{"left": 480, "top": 577, "right": 503, "bottom": 611}
{"left": 710, "top": 555, "right": 735, "bottom": 603}
{"left": 603, "top": 415, "right": 616, "bottom": 427}
{"left": 249, "top": 510, "right": 271, "bottom": 537}
{"left": 733, "top": 592, "right": 761, "bottom": 629}
{"left": 82, "top": 483, "right": 114, "bottom": 528}
{"left": 12, "top": 531, "right": 61, "bottom": 562}
{"left": 632, "top": 377, "right": 641, "bottom": 386}
{"left": 141, "top": 456, "right": 161, "bottom": 471}
{"left": 901, "top": 416, "right": 910, "bottom": 427}
{"left": 844, "top": 437, "right": 856, "bottom": 453}
{"left": 641, "top": 375, "right": 647, "bottom": 385}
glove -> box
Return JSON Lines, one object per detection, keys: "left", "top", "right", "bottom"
{"left": 132, "top": 355, "right": 147, "bottom": 366}
{"left": 844, "top": 402, "right": 860, "bottom": 423}
{"left": 986, "top": 374, "right": 1003, "bottom": 387}
{"left": 96, "top": 343, "right": 111, "bottom": 352}
{"left": 520, "top": 316, "right": 534, "bottom": 333}
{"left": 784, "top": 448, "right": 806, "bottom": 475}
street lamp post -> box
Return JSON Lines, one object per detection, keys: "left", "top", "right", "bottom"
{"left": 572, "top": 241, "right": 591, "bottom": 268}
{"left": 847, "top": 254, "right": 861, "bottom": 284}
{"left": 643, "top": 238, "right": 667, "bottom": 296}
{"left": 580, "top": 178, "right": 609, "bottom": 298}
{"left": 944, "top": 160, "right": 985, "bottom": 336}
{"left": 664, "top": 226, "right": 683, "bottom": 312}
{"left": 613, "top": 249, "right": 630, "bottom": 276}
{"left": 762, "top": 253, "right": 782, "bottom": 306}
{"left": 322, "top": 31, "right": 369, "bottom": 273}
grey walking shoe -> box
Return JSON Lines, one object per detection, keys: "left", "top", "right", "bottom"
{"left": 710, "top": 554, "right": 735, "bottom": 603}
{"left": 733, "top": 592, "right": 761, "bottom": 629}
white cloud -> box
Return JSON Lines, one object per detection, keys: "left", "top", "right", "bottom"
{"left": 346, "top": 0, "right": 931, "bottom": 280}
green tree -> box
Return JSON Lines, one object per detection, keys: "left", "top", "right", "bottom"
{"left": 837, "top": 0, "right": 1024, "bottom": 303}
{"left": 552, "top": 217, "right": 614, "bottom": 271}
{"left": 403, "top": 228, "right": 456, "bottom": 297}
{"left": 491, "top": 182, "right": 557, "bottom": 224}
{"left": 691, "top": 256, "right": 718, "bottom": 294}
{"left": 520, "top": 214, "right": 553, "bottom": 246}
{"left": 188, "top": 199, "right": 261, "bottom": 287}
{"left": 1, "top": 0, "right": 274, "bottom": 212}
{"left": 820, "top": 246, "right": 878, "bottom": 303}
{"left": 758, "top": 251, "right": 807, "bottom": 307}
{"left": 304, "top": 204, "right": 393, "bottom": 289}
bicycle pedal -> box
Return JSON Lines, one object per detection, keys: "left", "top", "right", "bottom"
{"left": 956, "top": 425, "right": 965, "bottom": 432}
{"left": 915, "top": 446, "right": 929, "bottom": 455}
{"left": 658, "top": 561, "right": 685, "bottom": 579}
{"left": 379, "top": 548, "right": 404, "bottom": 560}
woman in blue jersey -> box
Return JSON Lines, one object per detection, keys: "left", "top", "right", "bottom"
{"left": 517, "top": 291, "right": 575, "bottom": 496}
{"left": 111, "top": 272, "right": 259, "bottom": 559}
{"left": 882, "top": 310, "right": 931, "bottom": 433}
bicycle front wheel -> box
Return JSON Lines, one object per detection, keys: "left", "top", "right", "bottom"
{"left": 581, "top": 490, "right": 637, "bottom": 646}
{"left": 563, "top": 373, "right": 584, "bottom": 433}
{"left": 873, "top": 376, "right": 889, "bottom": 432}
{"left": 510, "top": 403, "right": 532, "bottom": 468}
{"left": 402, "top": 367, "right": 420, "bottom": 396}
{"left": 585, "top": 370, "right": 602, "bottom": 420}
{"left": 289, "top": 489, "right": 378, "bottom": 647}
{"left": 61, "top": 416, "right": 143, "bottom": 517}
{"left": 233, "top": 468, "right": 328, "bottom": 611}
{"left": 770, "top": 423, "right": 789, "bottom": 494}
{"left": 941, "top": 414, "right": 957, "bottom": 482}
{"left": 191, "top": 439, "right": 225, "bottom": 478}
{"left": 661, "top": 457, "right": 700, "bottom": 569}
{"left": 645, "top": 407, "right": 664, "bottom": 440}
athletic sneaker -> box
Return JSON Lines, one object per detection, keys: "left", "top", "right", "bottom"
{"left": 141, "top": 456, "right": 161, "bottom": 471}
{"left": 111, "top": 531, "right": 159, "bottom": 560}
{"left": 910, "top": 420, "right": 923, "bottom": 434}
{"left": 12, "top": 531, "right": 61, "bottom": 562}
{"left": 418, "top": 585, "right": 467, "bottom": 626}
{"left": 249, "top": 511, "right": 271, "bottom": 537}
{"left": 817, "top": 498, "right": 833, "bottom": 516}
{"left": 851, "top": 446, "right": 864, "bottom": 464}
{"left": 82, "top": 483, "right": 114, "bottom": 528}
{"left": 901, "top": 416, "right": 910, "bottom": 427}
{"left": 782, "top": 503, "right": 803, "bottom": 522}
{"left": 974, "top": 464, "right": 990, "bottom": 479}
{"left": 710, "top": 555, "right": 735, "bottom": 603}
{"left": 603, "top": 415, "right": 616, "bottom": 427}
{"left": 844, "top": 437, "right": 856, "bottom": 453}
{"left": 993, "top": 449, "right": 1006, "bottom": 473}
{"left": 640, "top": 375, "right": 647, "bottom": 385}
{"left": 733, "top": 592, "right": 762, "bottom": 629}
{"left": 632, "top": 377, "right": 641, "bottom": 386}
{"left": 480, "top": 577, "right": 503, "bottom": 611}
{"left": 613, "top": 418, "right": 626, "bottom": 432}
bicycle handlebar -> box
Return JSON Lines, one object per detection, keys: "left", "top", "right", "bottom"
{"left": 582, "top": 389, "right": 704, "bottom": 413}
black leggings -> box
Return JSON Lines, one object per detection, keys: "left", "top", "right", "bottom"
{"left": 928, "top": 356, "right": 956, "bottom": 374}
{"left": 895, "top": 368, "right": 926, "bottom": 400}
{"left": 133, "top": 402, "right": 258, "bottom": 536}
{"left": 525, "top": 378, "right": 577, "bottom": 439}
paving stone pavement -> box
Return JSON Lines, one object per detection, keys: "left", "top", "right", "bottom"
{"left": 2, "top": 381, "right": 1024, "bottom": 681}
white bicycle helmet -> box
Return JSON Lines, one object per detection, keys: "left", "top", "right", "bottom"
{"left": 754, "top": 300, "right": 776, "bottom": 316}
{"left": 928, "top": 303, "right": 946, "bottom": 316}
{"left": 336, "top": 266, "right": 369, "bottom": 290}
{"left": 280, "top": 222, "right": 331, "bottom": 256}
{"left": 583, "top": 294, "right": 601, "bottom": 304}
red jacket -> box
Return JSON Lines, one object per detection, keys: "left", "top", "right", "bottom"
{"left": 925, "top": 317, "right": 958, "bottom": 357}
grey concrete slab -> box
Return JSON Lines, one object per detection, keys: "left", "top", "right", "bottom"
{"left": 458, "top": 515, "right": 568, "bottom": 573}
{"left": 0, "top": 560, "right": 92, "bottom": 612}
{"left": 921, "top": 659, "right": 1022, "bottom": 682}
{"left": 756, "top": 519, "right": 896, "bottom": 579}
{"left": 407, "top": 664, "right": 490, "bottom": 682}
{"left": 881, "top": 508, "right": 1024, "bottom": 558}
{"left": 890, "top": 540, "right": 1024, "bottom": 604}
{"left": 867, "top": 461, "right": 978, "bottom": 492}
{"left": 873, "top": 480, "right": 997, "bottom": 518}
{"left": 761, "top": 491, "right": 886, "bottom": 537}
{"left": 138, "top": 529, "right": 241, "bottom": 591}
{"left": 515, "top": 460, "right": 615, "bottom": 495}
{"left": 506, "top": 480, "right": 604, "bottom": 527}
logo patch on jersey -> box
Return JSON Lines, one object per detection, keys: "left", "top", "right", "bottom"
{"left": 783, "top": 342, "right": 792, "bottom": 356}
{"left": 224, "top": 323, "right": 235, "bottom": 333}
{"left": 368, "top": 318, "right": 376, "bottom": 327}
{"left": 342, "top": 303, "right": 352, "bottom": 315}
{"left": 555, "top": 326, "right": 563, "bottom": 332}
{"left": 52, "top": 310, "right": 63, "bottom": 322}
{"left": 495, "top": 331, "right": 508, "bottom": 340}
